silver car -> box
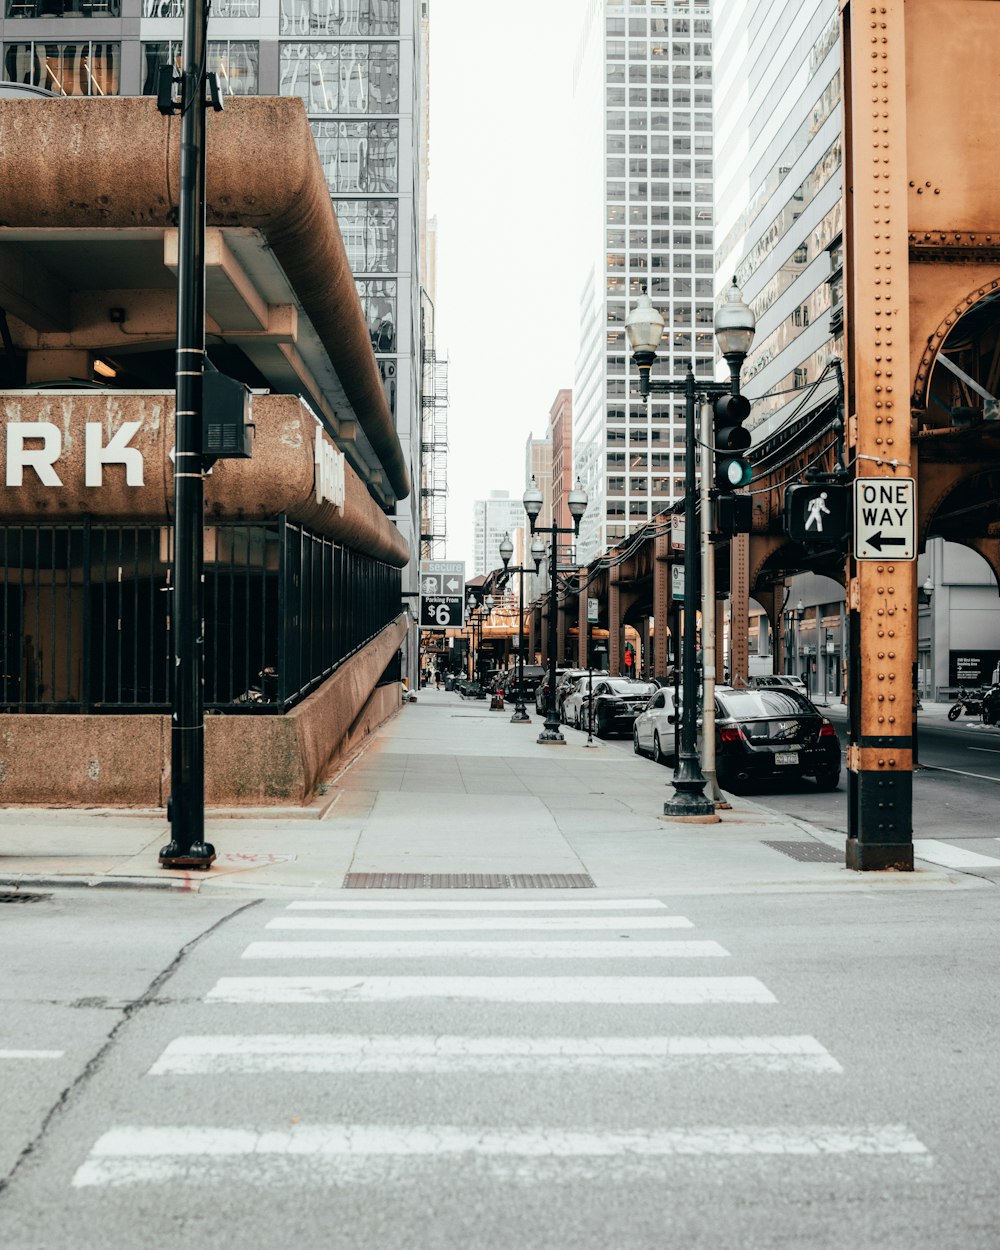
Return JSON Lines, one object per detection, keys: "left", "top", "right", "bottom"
{"left": 633, "top": 687, "right": 679, "bottom": 764}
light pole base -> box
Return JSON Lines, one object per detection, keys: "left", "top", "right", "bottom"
{"left": 537, "top": 726, "right": 566, "bottom": 745}
{"left": 159, "top": 840, "right": 216, "bottom": 869}
{"left": 661, "top": 790, "right": 719, "bottom": 821}
{"left": 510, "top": 707, "right": 531, "bottom": 723}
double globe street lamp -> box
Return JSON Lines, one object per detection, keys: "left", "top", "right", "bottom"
{"left": 499, "top": 532, "right": 543, "bottom": 723}
{"left": 465, "top": 591, "right": 493, "bottom": 691}
{"left": 522, "top": 475, "right": 588, "bottom": 744}
{"left": 625, "top": 278, "right": 755, "bottom": 818}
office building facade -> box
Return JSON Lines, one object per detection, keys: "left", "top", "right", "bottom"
{"left": 572, "top": 0, "right": 714, "bottom": 563}
{"left": 472, "top": 491, "right": 525, "bottom": 578}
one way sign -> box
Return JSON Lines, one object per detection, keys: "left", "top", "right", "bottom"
{"left": 853, "top": 477, "right": 915, "bottom": 560}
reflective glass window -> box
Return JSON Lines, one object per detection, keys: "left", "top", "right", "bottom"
{"left": 5, "top": 40, "right": 119, "bottom": 94}
{"left": 143, "top": 41, "right": 257, "bottom": 95}
{"left": 279, "top": 0, "right": 399, "bottom": 35}
{"left": 355, "top": 278, "right": 396, "bottom": 351}
{"left": 311, "top": 120, "right": 398, "bottom": 193}
{"left": 279, "top": 41, "right": 398, "bottom": 114}
{"left": 333, "top": 199, "right": 398, "bottom": 272}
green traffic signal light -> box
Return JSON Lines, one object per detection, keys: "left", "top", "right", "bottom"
{"left": 713, "top": 393, "right": 753, "bottom": 490}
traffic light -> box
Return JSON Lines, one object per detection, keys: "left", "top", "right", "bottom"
{"left": 714, "top": 492, "right": 753, "bottom": 536}
{"left": 713, "top": 393, "right": 752, "bottom": 489}
{"left": 784, "top": 483, "right": 849, "bottom": 544}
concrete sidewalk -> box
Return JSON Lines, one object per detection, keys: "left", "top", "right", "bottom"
{"left": 0, "top": 687, "right": 976, "bottom": 896}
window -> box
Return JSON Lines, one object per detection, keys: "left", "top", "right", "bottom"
{"left": 5, "top": 41, "right": 119, "bottom": 94}
{"left": 355, "top": 278, "right": 396, "bottom": 352}
{"left": 8, "top": 0, "right": 121, "bottom": 13}
{"left": 333, "top": 199, "right": 398, "bottom": 272}
{"left": 310, "top": 120, "right": 398, "bottom": 194}
{"left": 143, "top": 41, "right": 258, "bottom": 95}
{"left": 279, "top": 0, "right": 399, "bottom": 35}
{"left": 144, "top": 0, "right": 254, "bottom": 12}
{"left": 279, "top": 41, "right": 398, "bottom": 113}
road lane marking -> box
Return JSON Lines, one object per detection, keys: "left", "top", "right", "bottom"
{"left": 148, "top": 1034, "right": 842, "bottom": 1076}
{"left": 205, "top": 976, "right": 776, "bottom": 1005}
{"left": 923, "top": 766, "right": 1000, "bottom": 783}
{"left": 267, "top": 916, "right": 694, "bottom": 932}
{"left": 72, "top": 1123, "right": 928, "bottom": 1186}
{"left": 241, "top": 940, "right": 730, "bottom": 960}
{"left": 912, "top": 839, "right": 1000, "bottom": 869}
{"left": 287, "top": 899, "right": 670, "bottom": 911}
{"left": 0, "top": 1049, "right": 64, "bottom": 1060}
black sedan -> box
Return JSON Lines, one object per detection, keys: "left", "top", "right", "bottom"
{"left": 714, "top": 686, "right": 841, "bottom": 792}
{"left": 567, "top": 678, "right": 659, "bottom": 738}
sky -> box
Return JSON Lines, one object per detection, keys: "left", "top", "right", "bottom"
{"left": 426, "top": 0, "right": 585, "bottom": 574}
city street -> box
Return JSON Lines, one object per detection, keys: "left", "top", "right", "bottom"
{"left": 1, "top": 690, "right": 999, "bottom": 1249}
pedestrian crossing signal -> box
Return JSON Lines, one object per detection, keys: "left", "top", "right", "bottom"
{"left": 784, "top": 483, "right": 849, "bottom": 545}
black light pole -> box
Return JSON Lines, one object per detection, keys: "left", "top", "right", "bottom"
{"left": 159, "top": 0, "right": 216, "bottom": 868}
{"left": 523, "top": 476, "right": 588, "bottom": 745}
{"left": 499, "top": 533, "right": 541, "bottom": 724}
{"left": 625, "top": 284, "right": 754, "bottom": 819}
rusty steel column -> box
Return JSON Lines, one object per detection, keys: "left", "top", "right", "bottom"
{"left": 609, "top": 567, "right": 622, "bottom": 675}
{"left": 842, "top": 0, "right": 914, "bottom": 870}
{"left": 577, "top": 582, "right": 589, "bottom": 666}
{"left": 730, "top": 533, "right": 750, "bottom": 687}
{"left": 653, "top": 529, "right": 670, "bottom": 679}
{"left": 557, "top": 595, "right": 568, "bottom": 667}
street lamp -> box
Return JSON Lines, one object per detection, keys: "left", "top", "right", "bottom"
{"left": 500, "top": 532, "right": 542, "bottom": 723}
{"left": 466, "top": 591, "right": 490, "bottom": 691}
{"left": 523, "top": 474, "right": 588, "bottom": 744}
{"left": 625, "top": 280, "right": 754, "bottom": 819}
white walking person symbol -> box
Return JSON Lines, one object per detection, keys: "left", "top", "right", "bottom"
{"left": 805, "top": 491, "right": 830, "bottom": 532}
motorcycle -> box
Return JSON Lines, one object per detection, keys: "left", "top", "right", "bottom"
{"left": 948, "top": 686, "right": 984, "bottom": 721}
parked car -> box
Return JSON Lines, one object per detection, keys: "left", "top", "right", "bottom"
{"left": 714, "top": 685, "right": 840, "bottom": 791}
{"left": 535, "top": 666, "right": 572, "bottom": 715}
{"left": 748, "top": 673, "right": 809, "bottom": 697}
{"left": 565, "top": 678, "right": 659, "bottom": 738}
{"left": 508, "top": 664, "right": 545, "bottom": 703}
{"left": 554, "top": 669, "right": 609, "bottom": 721}
{"left": 633, "top": 687, "right": 680, "bottom": 764}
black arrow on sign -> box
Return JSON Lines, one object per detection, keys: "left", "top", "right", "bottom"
{"left": 867, "top": 532, "right": 907, "bottom": 552}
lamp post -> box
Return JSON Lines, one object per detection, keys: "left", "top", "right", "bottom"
{"left": 499, "top": 532, "right": 542, "bottom": 724}
{"left": 625, "top": 280, "right": 754, "bottom": 818}
{"left": 522, "top": 475, "right": 588, "bottom": 744}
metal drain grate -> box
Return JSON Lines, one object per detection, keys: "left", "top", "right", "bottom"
{"left": 344, "top": 872, "right": 596, "bottom": 889}
{"left": 762, "top": 840, "right": 842, "bottom": 864}
{"left": 0, "top": 892, "right": 50, "bottom": 904}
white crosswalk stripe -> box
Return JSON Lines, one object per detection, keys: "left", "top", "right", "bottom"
{"left": 266, "top": 915, "right": 695, "bottom": 931}
{"left": 241, "top": 939, "right": 731, "bottom": 960}
{"left": 71, "top": 896, "right": 930, "bottom": 1190}
{"left": 148, "top": 1033, "right": 843, "bottom": 1075}
{"left": 205, "top": 974, "right": 775, "bottom": 1004}
{"left": 72, "top": 1123, "right": 927, "bottom": 1188}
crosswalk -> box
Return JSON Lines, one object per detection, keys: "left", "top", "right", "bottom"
{"left": 71, "top": 896, "right": 930, "bottom": 1191}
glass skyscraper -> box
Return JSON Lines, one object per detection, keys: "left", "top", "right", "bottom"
{"left": 573, "top": 0, "right": 714, "bottom": 563}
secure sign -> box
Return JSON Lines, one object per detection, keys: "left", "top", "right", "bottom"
{"left": 419, "top": 559, "right": 465, "bottom": 629}
{"left": 853, "top": 477, "right": 915, "bottom": 560}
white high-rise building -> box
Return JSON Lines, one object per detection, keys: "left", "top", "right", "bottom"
{"left": 713, "top": 0, "right": 843, "bottom": 438}
{"left": 572, "top": 0, "right": 714, "bottom": 563}
{"left": 472, "top": 491, "right": 525, "bottom": 578}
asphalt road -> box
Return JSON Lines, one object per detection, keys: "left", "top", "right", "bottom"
{"left": 753, "top": 707, "right": 1000, "bottom": 847}
{"left": 592, "top": 704, "right": 1000, "bottom": 852}
{"left": 2, "top": 886, "right": 999, "bottom": 1249}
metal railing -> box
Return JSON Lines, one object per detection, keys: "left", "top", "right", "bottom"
{"left": 1, "top": 519, "right": 401, "bottom": 714}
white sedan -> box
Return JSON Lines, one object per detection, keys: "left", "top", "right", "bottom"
{"left": 633, "top": 687, "right": 679, "bottom": 764}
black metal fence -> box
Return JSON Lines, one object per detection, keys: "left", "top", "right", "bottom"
{"left": 0, "top": 519, "right": 402, "bottom": 713}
